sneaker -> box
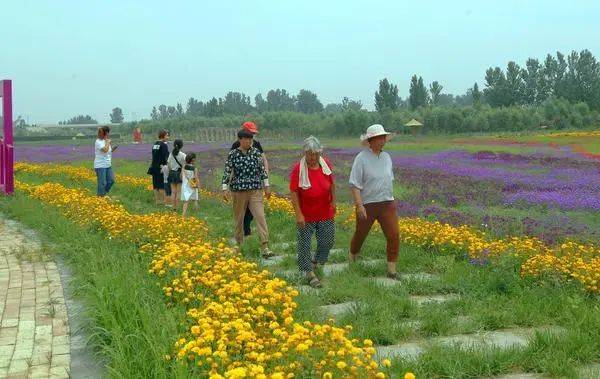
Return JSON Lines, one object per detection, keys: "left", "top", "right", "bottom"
{"left": 261, "top": 247, "right": 275, "bottom": 259}
{"left": 386, "top": 272, "right": 400, "bottom": 281}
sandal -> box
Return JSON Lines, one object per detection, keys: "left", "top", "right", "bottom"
{"left": 308, "top": 277, "right": 322, "bottom": 288}
{"left": 261, "top": 248, "right": 275, "bottom": 259}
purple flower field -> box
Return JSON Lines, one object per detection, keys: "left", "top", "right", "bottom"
{"left": 15, "top": 142, "right": 222, "bottom": 163}
{"left": 15, "top": 142, "right": 600, "bottom": 244}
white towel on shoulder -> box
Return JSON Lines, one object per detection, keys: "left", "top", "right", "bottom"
{"left": 299, "top": 156, "right": 332, "bottom": 189}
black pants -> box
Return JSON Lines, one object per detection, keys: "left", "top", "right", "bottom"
{"left": 243, "top": 206, "right": 253, "bottom": 236}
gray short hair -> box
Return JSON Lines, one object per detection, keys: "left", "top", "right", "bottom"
{"left": 303, "top": 135, "right": 323, "bottom": 153}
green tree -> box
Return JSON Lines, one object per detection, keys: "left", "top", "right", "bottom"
{"left": 265, "top": 89, "right": 295, "bottom": 112}
{"left": 472, "top": 83, "right": 481, "bottom": 105}
{"left": 186, "top": 98, "right": 204, "bottom": 115}
{"left": 158, "top": 105, "right": 168, "bottom": 120}
{"left": 341, "top": 97, "right": 363, "bottom": 111}
{"left": 175, "top": 103, "right": 184, "bottom": 117}
{"left": 324, "top": 103, "right": 343, "bottom": 113}
{"left": 223, "top": 92, "right": 253, "bottom": 115}
{"left": 429, "top": 81, "right": 443, "bottom": 105}
{"left": 505, "top": 61, "right": 524, "bottom": 105}
{"left": 204, "top": 97, "right": 223, "bottom": 117}
{"left": 110, "top": 107, "right": 124, "bottom": 123}
{"left": 375, "top": 78, "right": 398, "bottom": 112}
{"left": 409, "top": 75, "right": 428, "bottom": 109}
{"left": 167, "top": 106, "right": 177, "bottom": 118}
{"left": 484, "top": 67, "right": 509, "bottom": 107}
{"left": 296, "top": 89, "right": 323, "bottom": 113}
{"left": 61, "top": 115, "right": 98, "bottom": 125}
{"left": 254, "top": 93, "right": 267, "bottom": 113}
{"left": 521, "top": 58, "right": 541, "bottom": 105}
{"left": 151, "top": 106, "right": 159, "bottom": 121}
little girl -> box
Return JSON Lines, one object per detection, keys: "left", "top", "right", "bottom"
{"left": 181, "top": 153, "right": 200, "bottom": 217}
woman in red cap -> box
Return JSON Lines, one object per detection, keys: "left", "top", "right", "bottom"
{"left": 230, "top": 121, "right": 270, "bottom": 236}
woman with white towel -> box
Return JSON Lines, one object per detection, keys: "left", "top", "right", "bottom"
{"left": 289, "top": 136, "right": 336, "bottom": 288}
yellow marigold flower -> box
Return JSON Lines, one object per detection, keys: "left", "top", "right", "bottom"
{"left": 382, "top": 359, "right": 391, "bottom": 367}
{"left": 404, "top": 373, "right": 416, "bottom": 379}
{"left": 336, "top": 361, "right": 347, "bottom": 369}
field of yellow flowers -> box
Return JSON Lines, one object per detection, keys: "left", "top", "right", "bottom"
{"left": 14, "top": 179, "right": 392, "bottom": 378}
{"left": 15, "top": 162, "right": 599, "bottom": 294}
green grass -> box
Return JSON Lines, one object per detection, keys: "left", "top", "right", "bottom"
{"left": 1, "top": 194, "right": 190, "bottom": 378}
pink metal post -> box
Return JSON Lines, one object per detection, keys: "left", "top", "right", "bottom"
{"left": 1, "top": 80, "right": 14, "bottom": 195}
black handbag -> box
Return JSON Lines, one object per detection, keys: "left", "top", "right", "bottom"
{"left": 171, "top": 154, "right": 183, "bottom": 180}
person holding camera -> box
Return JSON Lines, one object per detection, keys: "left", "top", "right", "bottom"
{"left": 94, "top": 126, "right": 117, "bottom": 197}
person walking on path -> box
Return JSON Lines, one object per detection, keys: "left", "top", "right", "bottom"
{"left": 222, "top": 129, "right": 274, "bottom": 258}
{"left": 148, "top": 129, "right": 170, "bottom": 205}
{"left": 230, "top": 121, "right": 270, "bottom": 236}
{"left": 348, "top": 124, "right": 400, "bottom": 279}
{"left": 290, "top": 136, "right": 336, "bottom": 288}
{"left": 94, "top": 126, "right": 117, "bottom": 197}
{"left": 181, "top": 153, "right": 200, "bottom": 217}
{"left": 167, "top": 139, "right": 186, "bottom": 209}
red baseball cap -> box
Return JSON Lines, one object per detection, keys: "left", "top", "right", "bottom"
{"left": 242, "top": 121, "right": 258, "bottom": 134}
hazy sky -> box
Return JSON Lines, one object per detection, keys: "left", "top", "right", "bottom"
{"left": 2, "top": 0, "right": 599, "bottom": 123}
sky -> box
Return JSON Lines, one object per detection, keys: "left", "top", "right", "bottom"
{"left": 2, "top": 0, "right": 599, "bottom": 123}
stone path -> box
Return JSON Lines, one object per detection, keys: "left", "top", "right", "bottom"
{"left": 375, "top": 326, "right": 566, "bottom": 362}
{"left": 0, "top": 215, "right": 102, "bottom": 379}
{"left": 266, "top": 242, "right": 594, "bottom": 378}
{"left": 0, "top": 218, "right": 70, "bottom": 378}
{"left": 319, "top": 301, "right": 357, "bottom": 318}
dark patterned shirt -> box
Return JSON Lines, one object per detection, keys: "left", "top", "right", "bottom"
{"left": 222, "top": 147, "right": 269, "bottom": 191}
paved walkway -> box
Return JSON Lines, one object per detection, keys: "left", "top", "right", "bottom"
{"left": 0, "top": 217, "right": 70, "bottom": 378}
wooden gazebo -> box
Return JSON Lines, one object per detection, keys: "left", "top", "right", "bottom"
{"left": 405, "top": 118, "right": 423, "bottom": 135}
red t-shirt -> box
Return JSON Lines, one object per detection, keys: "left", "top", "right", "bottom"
{"left": 289, "top": 159, "right": 335, "bottom": 222}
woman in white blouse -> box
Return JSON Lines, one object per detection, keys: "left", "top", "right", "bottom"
{"left": 348, "top": 124, "right": 400, "bottom": 279}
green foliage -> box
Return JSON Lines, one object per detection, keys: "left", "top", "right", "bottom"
{"left": 409, "top": 75, "right": 429, "bottom": 109}
{"left": 375, "top": 78, "right": 399, "bottom": 112}
{"left": 484, "top": 49, "right": 600, "bottom": 110}
{"left": 109, "top": 107, "right": 124, "bottom": 123}
{"left": 429, "top": 81, "right": 443, "bottom": 106}
{"left": 129, "top": 97, "right": 599, "bottom": 138}
{"left": 296, "top": 89, "right": 323, "bottom": 113}
{"left": 59, "top": 114, "right": 98, "bottom": 125}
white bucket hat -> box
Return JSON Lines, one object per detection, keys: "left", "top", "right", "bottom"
{"left": 360, "top": 124, "right": 391, "bottom": 142}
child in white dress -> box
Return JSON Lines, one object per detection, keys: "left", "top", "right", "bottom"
{"left": 181, "top": 153, "right": 200, "bottom": 217}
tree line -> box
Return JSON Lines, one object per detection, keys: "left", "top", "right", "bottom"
{"left": 149, "top": 89, "right": 364, "bottom": 121}
{"left": 54, "top": 49, "right": 600, "bottom": 134}
{"left": 59, "top": 107, "right": 124, "bottom": 125}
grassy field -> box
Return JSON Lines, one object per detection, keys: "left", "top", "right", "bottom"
{"left": 3, "top": 130, "right": 599, "bottom": 378}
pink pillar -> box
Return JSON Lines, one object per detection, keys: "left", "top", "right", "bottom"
{"left": 1, "top": 80, "right": 14, "bottom": 195}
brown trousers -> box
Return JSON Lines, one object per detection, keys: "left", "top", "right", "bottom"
{"left": 232, "top": 190, "right": 269, "bottom": 246}
{"left": 350, "top": 200, "right": 399, "bottom": 262}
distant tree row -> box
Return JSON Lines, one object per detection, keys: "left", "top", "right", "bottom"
{"left": 483, "top": 50, "right": 600, "bottom": 109}
{"left": 58, "top": 107, "right": 124, "bottom": 125}
{"left": 375, "top": 49, "right": 600, "bottom": 112}
{"left": 149, "top": 89, "right": 356, "bottom": 121}
{"left": 147, "top": 49, "right": 598, "bottom": 122}
{"left": 59, "top": 115, "right": 98, "bottom": 125}
{"left": 132, "top": 97, "right": 599, "bottom": 139}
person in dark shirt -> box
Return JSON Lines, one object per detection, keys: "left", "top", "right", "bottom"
{"left": 229, "top": 121, "right": 269, "bottom": 236}
{"left": 150, "top": 129, "right": 170, "bottom": 205}
{"left": 222, "top": 129, "right": 273, "bottom": 258}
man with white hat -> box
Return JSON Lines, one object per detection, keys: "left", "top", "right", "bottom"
{"left": 348, "top": 124, "right": 400, "bottom": 279}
